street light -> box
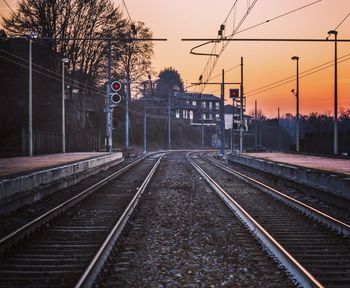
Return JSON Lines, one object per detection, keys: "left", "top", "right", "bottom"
{"left": 61, "top": 57, "right": 69, "bottom": 153}
{"left": 291, "top": 56, "right": 300, "bottom": 152}
{"left": 27, "top": 32, "right": 38, "bottom": 156}
{"left": 328, "top": 30, "right": 338, "bottom": 155}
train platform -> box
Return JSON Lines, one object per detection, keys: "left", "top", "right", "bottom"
{"left": 240, "top": 152, "right": 350, "bottom": 176}
{"left": 0, "top": 152, "right": 123, "bottom": 213}
{"left": 227, "top": 152, "right": 350, "bottom": 202}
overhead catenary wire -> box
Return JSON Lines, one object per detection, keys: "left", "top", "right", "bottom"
{"left": 2, "top": 0, "right": 16, "bottom": 15}
{"left": 196, "top": 0, "right": 258, "bottom": 93}
{"left": 194, "top": 0, "right": 322, "bottom": 95}
{"left": 0, "top": 48, "right": 104, "bottom": 96}
{"left": 121, "top": 0, "right": 132, "bottom": 22}
{"left": 334, "top": 11, "right": 350, "bottom": 31}
{"left": 0, "top": 50, "right": 177, "bottom": 121}
{"left": 245, "top": 53, "right": 350, "bottom": 97}
{"left": 246, "top": 53, "right": 350, "bottom": 95}
{"left": 233, "top": 0, "right": 322, "bottom": 35}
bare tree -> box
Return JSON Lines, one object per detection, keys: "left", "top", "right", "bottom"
{"left": 249, "top": 109, "right": 266, "bottom": 121}
{"left": 2, "top": 0, "right": 128, "bottom": 87}
{"left": 114, "top": 21, "right": 154, "bottom": 96}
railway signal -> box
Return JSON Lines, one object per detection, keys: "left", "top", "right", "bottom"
{"left": 229, "top": 88, "right": 239, "bottom": 99}
{"left": 110, "top": 80, "right": 122, "bottom": 105}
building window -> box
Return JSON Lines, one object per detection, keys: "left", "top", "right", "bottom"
{"left": 202, "top": 102, "right": 206, "bottom": 108}
{"left": 189, "top": 110, "right": 193, "bottom": 120}
{"left": 176, "top": 109, "right": 180, "bottom": 118}
{"left": 202, "top": 113, "right": 206, "bottom": 120}
{"left": 192, "top": 100, "right": 197, "bottom": 106}
{"left": 183, "top": 110, "right": 188, "bottom": 119}
{"left": 216, "top": 114, "right": 220, "bottom": 121}
{"left": 215, "top": 102, "right": 220, "bottom": 109}
{"left": 209, "top": 102, "right": 212, "bottom": 110}
{"left": 209, "top": 113, "right": 213, "bottom": 120}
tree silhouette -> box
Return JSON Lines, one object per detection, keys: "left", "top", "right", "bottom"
{"left": 154, "top": 67, "right": 184, "bottom": 99}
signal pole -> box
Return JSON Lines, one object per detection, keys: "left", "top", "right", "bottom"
{"left": 192, "top": 78, "right": 240, "bottom": 156}
{"left": 125, "top": 72, "right": 130, "bottom": 149}
{"left": 143, "top": 81, "right": 147, "bottom": 153}
{"left": 291, "top": 56, "right": 300, "bottom": 152}
{"left": 220, "top": 69, "right": 225, "bottom": 155}
{"left": 328, "top": 30, "right": 338, "bottom": 155}
{"left": 168, "top": 92, "right": 171, "bottom": 150}
{"left": 105, "top": 40, "right": 113, "bottom": 152}
{"left": 239, "top": 57, "right": 244, "bottom": 154}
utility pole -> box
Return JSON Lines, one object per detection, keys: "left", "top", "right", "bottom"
{"left": 255, "top": 100, "right": 257, "bottom": 150}
{"left": 328, "top": 30, "right": 338, "bottom": 155}
{"left": 105, "top": 40, "right": 113, "bottom": 152}
{"left": 125, "top": 71, "right": 130, "bottom": 149}
{"left": 239, "top": 57, "right": 244, "bottom": 153}
{"left": 28, "top": 37, "right": 33, "bottom": 156}
{"left": 278, "top": 106, "right": 282, "bottom": 151}
{"left": 191, "top": 76, "right": 240, "bottom": 156}
{"left": 291, "top": 56, "right": 300, "bottom": 152}
{"left": 201, "top": 118, "right": 204, "bottom": 147}
{"left": 61, "top": 57, "right": 69, "bottom": 153}
{"left": 220, "top": 69, "right": 225, "bottom": 155}
{"left": 143, "top": 81, "right": 147, "bottom": 153}
{"left": 168, "top": 92, "right": 171, "bottom": 150}
{"left": 231, "top": 100, "right": 234, "bottom": 153}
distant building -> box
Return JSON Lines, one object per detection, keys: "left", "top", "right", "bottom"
{"left": 224, "top": 104, "right": 252, "bottom": 131}
{"left": 173, "top": 92, "right": 221, "bottom": 125}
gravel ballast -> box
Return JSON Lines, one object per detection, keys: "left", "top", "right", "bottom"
{"left": 97, "top": 152, "right": 295, "bottom": 287}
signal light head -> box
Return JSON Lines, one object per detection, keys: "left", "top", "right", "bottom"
{"left": 229, "top": 88, "right": 239, "bottom": 98}
{"left": 111, "top": 81, "right": 122, "bottom": 92}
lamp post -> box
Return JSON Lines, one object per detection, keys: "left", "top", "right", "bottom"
{"left": 291, "top": 56, "right": 300, "bottom": 152}
{"left": 328, "top": 30, "right": 338, "bottom": 155}
{"left": 61, "top": 57, "right": 69, "bottom": 153}
{"left": 27, "top": 32, "right": 38, "bottom": 156}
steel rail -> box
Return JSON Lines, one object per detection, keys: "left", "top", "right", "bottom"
{"left": 0, "top": 155, "right": 149, "bottom": 254}
{"left": 201, "top": 154, "right": 350, "bottom": 236}
{"left": 186, "top": 152, "right": 324, "bottom": 288}
{"left": 75, "top": 154, "right": 163, "bottom": 288}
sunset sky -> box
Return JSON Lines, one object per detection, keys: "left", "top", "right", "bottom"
{"left": 1, "top": 0, "right": 350, "bottom": 118}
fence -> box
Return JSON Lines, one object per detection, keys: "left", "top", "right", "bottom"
{"left": 21, "top": 129, "right": 102, "bottom": 155}
{"left": 304, "top": 130, "right": 350, "bottom": 155}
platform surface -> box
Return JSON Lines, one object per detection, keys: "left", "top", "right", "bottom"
{"left": 243, "top": 152, "right": 350, "bottom": 176}
{"left": 0, "top": 152, "right": 111, "bottom": 178}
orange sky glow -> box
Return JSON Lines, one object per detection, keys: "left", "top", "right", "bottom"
{"left": 1, "top": 0, "right": 349, "bottom": 118}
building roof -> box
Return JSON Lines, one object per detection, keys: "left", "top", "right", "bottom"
{"left": 175, "top": 92, "right": 220, "bottom": 101}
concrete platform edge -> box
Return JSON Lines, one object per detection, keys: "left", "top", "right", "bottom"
{"left": 0, "top": 153, "right": 123, "bottom": 214}
{"left": 228, "top": 154, "right": 350, "bottom": 201}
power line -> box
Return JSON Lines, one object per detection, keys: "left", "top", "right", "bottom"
{"left": 223, "top": 0, "right": 239, "bottom": 25}
{"left": 208, "top": 63, "right": 241, "bottom": 81}
{"left": 0, "top": 49, "right": 176, "bottom": 120}
{"left": 334, "top": 11, "right": 350, "bottom": 31}
{"left": 0, "top": 48, "right": 104, "bottom": 96}
{"left": 194, "top": 0, "right": 323, "bottom": 95}
{"left": 2, "top": 0, "right": 16, "bottom": 15}
{"left": 233, "top": 0, "right": 322, "bottom": 35}
{"left": 196, "top": 0, "right": 258, "bottom": 93}
{"left": 246, "top": 53, "right": 350, "bottom": 94}
{"left": 245, "top": 54, "right": 350, "bottom": 97}
{"left": 121, "top": 0, "right": 132, "bottom": 22}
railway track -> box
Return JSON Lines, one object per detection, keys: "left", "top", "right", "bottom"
{"left": 94, "top": 152, "right": 295, "bottom": 287}
{"left": 0, "top": 153, "right": 163, "bottom": 287}
{"left": 189, "top": 152, "right": 350, "bottom": 288}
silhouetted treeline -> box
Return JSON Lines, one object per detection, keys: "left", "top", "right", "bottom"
{"left": 247, "top": 111, "right": 350, "bottom": 155}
